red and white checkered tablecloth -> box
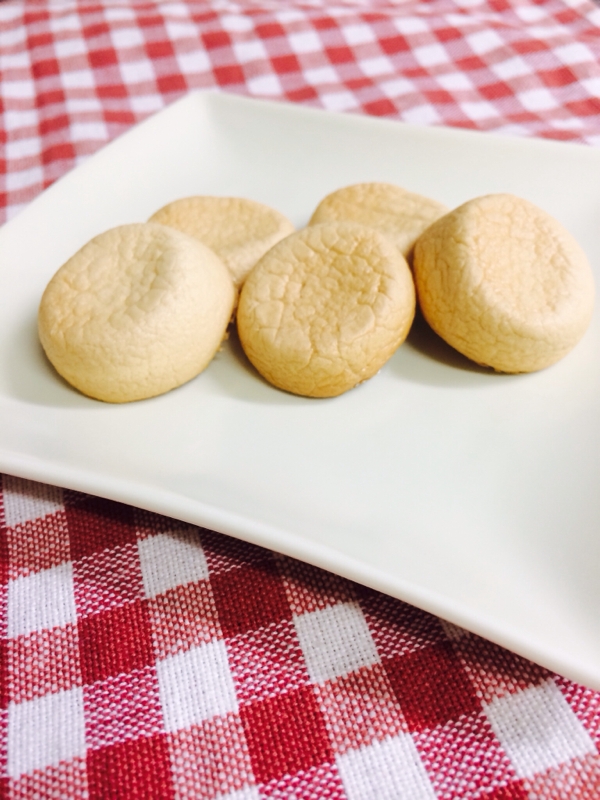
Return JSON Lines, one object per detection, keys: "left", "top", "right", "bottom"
{"left": 1, "top": 1, "right": 600, "bottom": 798}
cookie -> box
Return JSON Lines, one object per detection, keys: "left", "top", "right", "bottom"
{"left": 38, "top": 222, "right": 235, "bottom": 402}
{"left": 413, "top": 193, "right": 595, "bottom": 373}
{"left": 308, "top": 182, "right": 448, "bottom": 259}
{"left": 237, "top": 221, "right": 416, "bottom": 397}
{"left": 149, "top": 196, "right": 295, "bottom": 287}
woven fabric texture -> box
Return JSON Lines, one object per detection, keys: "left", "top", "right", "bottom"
{"left": 2, "top": 0, "right": 600, "bottom": 797}
{"left": 1, "top": 475, "right": 600, "bottom": 800}
{"left": 1, "top": 0, "right": 600, "bottom": 223}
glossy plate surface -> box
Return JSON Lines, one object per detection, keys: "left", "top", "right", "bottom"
{"left": 1, "top": 91, "right": 600, "bottom": 687}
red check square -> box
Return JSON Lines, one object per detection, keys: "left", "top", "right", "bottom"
{"left": 384, "top": 641, "right": 481, "bottom": 731}
{"left": 74, "top": 542, "right": 144, "bottom": 616}
{"left": 199, "top": 528, "right": 271, "bottom": 575}
{"left": 79, "top": 599, "right": 154, "bottom": 684}
{"left": 0, "top": 523, "right": 8, "bottom": 588}
{"left": 40, "top": 113, "right": 70, "bottom": 138}
{"left": 556, "top": 675, "right": 600, "bottom": 747}
{"left": 7, "top": 511, "right": 70, "bottom": 578}
{"left": 146, "top": 40, "right": 174, "bottom": 60}
{"left": 168, "top": 712, "right": 254, "bottom": 799}
{"left": 227, "top": 619, "right": 310, "bottom": 704}
{"left": 9, "top": 756, "right": 88, "bottom": 800}
{"left": 456, "top": 636, "right": 551, "bottom": 705}
{"left": 88, "top": 47, "right": 119, "bottom": 69}
{"left": 211, "top": 560, "right": 292, "bottom": 638}
{"left": 9, "top": 623, "right": 81, "bottom": 703}
{"left": 66, "top": 495, "right": 136, "bottom": 561}
{"left": 524, "top": 751, "right": 600, "bottom": 799}
{"left": 0, "top": 638, "right": 7, "bottom": 711}
{"left": 359, "top": 588, "right": 447, "bottom": 659}
{"left": 84, "top": 665, "right": 163, "bottom": 749}
{"left": 33, "top": 57, "right": 60, "bottom": 79}
{"left": 133, "top": 509, "right": 188, "bottom": 542}
{"left": 240, "top": 686, "right": 333, "bottom": 783}
{"left": 315, "top": 663, "right": 407, "bottom": 755}
{"left": 259, "top": 762, "right": 346, "bottom": 799}
{"left": 413, "top": 712, "right": 517, "bottom": 798}
{"left": 86, "top": 734, "right": 174, "bottom": 800}
{"left": 482, "top": 783, "right": 529, "bottom": 800}
{"left": 149, "top": 579, "right": 221, "bottom": 660}
{"left": 277, "top": 556, "right": 356, "bottom": 616}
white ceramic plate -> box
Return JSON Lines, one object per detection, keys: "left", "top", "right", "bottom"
{"left": 1, "top": 91, "right": 600, "bottom": 688}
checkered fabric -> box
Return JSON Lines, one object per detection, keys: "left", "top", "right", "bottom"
{"left": 1, "top": 0, "right": 600, "bottom": 224}
{"left": 2, "top": 0, "right": 600, "bottom": 797}
{"left": 1, "top": 475, "right": 600, "bottom": 799}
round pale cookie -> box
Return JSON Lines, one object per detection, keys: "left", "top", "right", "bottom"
{"left": 149, "top": 196, "right": 295, "bottom": 287}
{"left": 38, "top": 222, "right": 235, "bottom": 402}
{"left": 309, "top": 182, "right": 449, "bottom": 259}
{"left": 237, "top": 221, "right": 416, "bottom": 397}
{"left": 413, "top": 193, "right": 595, "bottom": 373}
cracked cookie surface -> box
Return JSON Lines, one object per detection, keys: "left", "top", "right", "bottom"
{"left": 237, "top": 221, "right": 416, "bottom": 397}
{"left": 309, "top": 182, "right": 448, "bottom": 260}
{"left": 413, "top": 193, "right": 595, "bottom": 373}
{"left": 38, "top": 222, "right": 235, "bottom": 402}
{"left": 149, "top": 196, "right": 295, "bottom": 288}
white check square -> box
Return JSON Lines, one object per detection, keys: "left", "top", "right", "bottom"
{"left": 402, "top": 105, "right": 441, "bottom": 126}
{"left": 8, "top": 688, "right": 85, "bottom": 778}
{"left": 554, "top": 42, "right": 594, "bottom": 66}
{"left": 5, "top": 138, "right": 44, "bottom": 161}
{"left": 466, "top": 29, "right": 504, "bottom": 55}
{"left": 361, "top": 56, "right": 393, "bottom": 78}
{"left": 157, "top": 639, "right": 237, "bottom": 732}
{"left": 176, "top": 50, "right": 211, "bottom": 74}
{"left": 247, "top": 74, "right": 282, "bottom": 97}
{"left": 129, "top": 95, "right": 165, "bottom": 115}
{"left": 337, "top": 734, "right": 437, "bottom": 800}
{"left": 394, "top": 17, "right": 428, "bottom": 34}
{"left": 3, "top": 80, "right": 34, "bottom": 100}
{"left": 305, "top": 66, "right": 338, "bottom": 86}
{"left": 460, "top": 100, "right": 499, "bottom": 121}
{"left": 8, "top": 562, "right": 76, "bottom": 638}
{"left": 61, "top": 69, "right": 95, "bottom": 89}
{"left": 2, "top": 476, "right": 62, "bottom": 528}
{"left": 582, "top": 77, "right": 600, "bottom": 97}
{"left": 233, "top": 40, "right": 267, "bottom": 65}
{"left": 493, "top": 56, "right": 531, "bottom": 80}
{"left": 119, "top": 59, "right": 155, "bottom": 85}
{"left": 70, "top": 121, "right": 110, "bottom": 143}
{"left": 381, "top": 77, "right": 414, "bottom": 97}
{"left": 294, "top": 602, "right": 379, "bottom": 683}
{"left": 3, "top": 109, "right": 38, "bottom": 132}
{"left": 484, "top": 680, "right": 595, "bottom": 778}
{"left": 221, "top": 14, "right": 254, "bottom": 32}
{"left": 413, "top": 43, "right": 449, "bottom": 68}
{"left": 165, "top": 20, "right": 198, "bottom": 41}
{"left": 437, "top": 72, "right": 472, "bottom": 91}
{"left": 54, "top": 38, "right": 86, "bottom": 58}
{"left": 288, "top": 31, "right": 321, "bottom": 55}
{"left": 321, "top": 91, "right": 358, "bottom": 112}
{"left": 519, "top": 88, "right": 559, "bottom": 112}
{"left": 110, "top": 26, "right": 144, "bottom": 50}
{"left": 220, "top": 789, "right": 261, "bottom": 800}
{"left": 342, "top": 24, "right": 375, "bottom": 46}
{"left": 138, "top": 528, "right": 209, "bottom": 599}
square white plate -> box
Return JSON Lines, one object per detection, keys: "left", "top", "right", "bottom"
{"left": 1, "top": 91, "right": 600, "bottom": 688}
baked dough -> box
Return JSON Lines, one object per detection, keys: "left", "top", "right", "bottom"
{"left": 237, "top": 221, "right": 416, "bottom": 397}
{"left": 413, "top": 193, "right": 595, "bottom": 373}
{"left": 309, "top": 182, "right": 448, "bottom": 259}
{"left": 149, "top": 196, "right": 295, "bottom": 287}
{"left": 38, "top": 222, "right": 235, "bottom": 402}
